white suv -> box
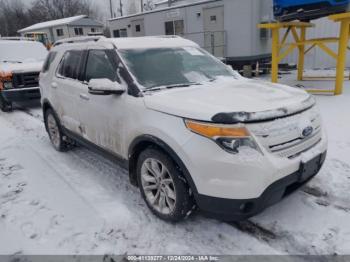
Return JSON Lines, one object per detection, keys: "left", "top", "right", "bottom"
{"left": 40, "top": 36, "right": 327, "bottom": 222}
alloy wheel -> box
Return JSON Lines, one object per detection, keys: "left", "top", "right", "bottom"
{"left": 141, "top": 158, "right": 177, "bottom": 215}
{"left": 47, "top": 114, "right": 61, "bottom": 148}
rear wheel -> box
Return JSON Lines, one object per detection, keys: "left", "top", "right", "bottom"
{"left": 44, "top": 109, "right": 69, "bottom": 152}
{"left": 137, "top": 148, "right": 193, "bottom": 222}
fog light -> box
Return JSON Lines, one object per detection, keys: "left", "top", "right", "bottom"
{"left": 239, "top": 202, "right": 254, "bottom": 213}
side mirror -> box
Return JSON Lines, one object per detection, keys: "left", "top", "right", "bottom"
{"left": 88, "top": 78, "right": 126, "bottom": 95}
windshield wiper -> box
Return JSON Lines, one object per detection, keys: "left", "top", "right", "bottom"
{"left": 145, "top": 82, "right": 202, "bottom": 92}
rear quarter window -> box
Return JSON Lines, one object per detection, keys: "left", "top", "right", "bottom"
{"left": 42, "top": 52, "right": 57, "bottom": 73}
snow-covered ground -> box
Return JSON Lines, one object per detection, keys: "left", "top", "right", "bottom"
{"left": 0, "top": 71, "right": 349, "bottom": 255}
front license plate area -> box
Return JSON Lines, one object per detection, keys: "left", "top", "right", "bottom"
{"left": 299, "top": 155, "right": 322, "bottom": 182}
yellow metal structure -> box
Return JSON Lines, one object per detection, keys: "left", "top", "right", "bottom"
{"left": 259, "top": 12, "right": 350, "bottom": 95}
{"left": 24, "top": 32, "right": 52, "bottom": 50}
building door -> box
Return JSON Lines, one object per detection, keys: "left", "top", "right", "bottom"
{"left": 203, "top": 6, "right": 225, "bottom": 57}
{"left": 131, "top": 19, "right": 145, "bottom": 37}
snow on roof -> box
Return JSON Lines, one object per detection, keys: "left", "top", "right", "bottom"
{"left": 0, "top": 40, "right": 48, "bottom": 64}
{"left": 104, "top": 36, "right": 199, "bottom": 49}
{"left": 18, "top": 15, "right": 87, "bottom": 33}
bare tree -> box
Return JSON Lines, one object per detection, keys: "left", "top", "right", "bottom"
{"left": 29, "top": 0, "right": 98, "bottom": 21}
{"left": 127, "top": 0, "right": 137, "bottom": 15}
{"left": 0, "top": 0, "right": 102, "bottom": 37}
{"left": 143, "top": 0, "right": 155, "bottom": 11}
{"left": 0, "top": 0, "right": 30, "bottom": 36}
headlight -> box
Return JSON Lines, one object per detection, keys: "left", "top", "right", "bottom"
{"left": 185, "top": 120, "right": 262, "bottom": 154}
{"left": 3, "top": 81, "right": 13, "bottom": 89}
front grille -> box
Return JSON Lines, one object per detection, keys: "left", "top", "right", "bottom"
{"left": 249, "top": 107, "right": 322, "bottom": 159}
{"left": 270, "top": 130, "right": 322, "bottom": 159}
{"left": 12, "top": 72, "right": 40, "bottom": 89}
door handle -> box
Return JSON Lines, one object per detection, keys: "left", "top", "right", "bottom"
{"left": 51, "top": 82, "right": 58, "bottom": 89}
{"left": 79, "top": 93, "right": 90, "bottom": 101}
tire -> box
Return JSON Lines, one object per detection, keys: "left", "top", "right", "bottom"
{"left": 44, "top": 108, "right": 69, "bottom": 152}
{"left": 137, "top": 148, "right": 194, "bottom": 222}
{"left": 0, "top": 95, "right": 12, "bottom": 112}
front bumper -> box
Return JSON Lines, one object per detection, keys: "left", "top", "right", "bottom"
{"left": 1, "top": 87, "right": 41, "bottom": 102}
{"left": 195, "top": 151, "right": 327, "bottom": 221}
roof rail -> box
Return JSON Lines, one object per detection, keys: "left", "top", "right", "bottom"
{"left": 150, "top": 35, "right": 183, "bottom": 39}
{"left": 53, "top": 36, "right": 105, "bottom": 47}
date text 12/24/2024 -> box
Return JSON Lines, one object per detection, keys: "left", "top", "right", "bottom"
{"left": 127, "top": 256, "right": 220, "bottom": 261}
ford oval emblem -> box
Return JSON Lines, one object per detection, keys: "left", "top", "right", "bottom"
{"left": 302, "top": 126, "right": 314, "bottom": 138}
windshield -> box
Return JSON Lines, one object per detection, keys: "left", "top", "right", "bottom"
{"left": 119, "top": 47, "right": 236, "bottom": 89}
{"left": 0, "top": 41, "right": 48, "bottom": 63}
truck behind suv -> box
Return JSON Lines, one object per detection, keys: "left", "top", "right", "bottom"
{"left": 0, "top": 39, "right": 48, "bottom": 111}
{"left": 40, "top": 36, "right": 327, "bottom": 222}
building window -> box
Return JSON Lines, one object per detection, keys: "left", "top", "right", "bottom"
{"left": 210, "top": 15, "right": 217, "bottom": 23}
{"left": 74, "top": 28, "right": 84, "bottom": 36}
{"left": 113, "top": 29, "right": 127, "bottom": 38}
{"left": 91, "top": 28, "right": 96, "bottom": 33}
{"left": 56, "top": 29, "right": 64, "bottom": 37}
{"left": 165, "top": 20, "right": 184, "bottom": 35}
{"left": 135, "top": 24, "right": 141, "bottom": 32}
{"left": 260, "top": 28, "right": 270, "bottom": 39}
{"left": 113, "top": 30, "right": 120, "bottom": 38}
{"left": 120, "top": 29, "right": 127, "bottom": 37}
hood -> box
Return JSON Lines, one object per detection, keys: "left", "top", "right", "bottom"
{"left": 143, "top": 78, "right": 313, "bottom": 123}
{"left": 0, "top": 61, "right": 44, "bottom": 74}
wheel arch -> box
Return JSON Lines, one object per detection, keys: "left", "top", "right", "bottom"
{"left": 128, "top": 135, "right": 198, "bottom": 195}
{"left": 42, "top": 99, "right": 54, "bottom": 131}
{"left": 42, "top": 99, "right": 63, "bottom": 132}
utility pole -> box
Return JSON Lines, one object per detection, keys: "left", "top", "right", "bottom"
{"left": 119, "top": 0, "right": 123, "bottom": 16}
{"left": 141, "top": 0, "right": 144, "bottom": 12}
{"left": 109, "top": 0, "right": 113, "bottom": 18}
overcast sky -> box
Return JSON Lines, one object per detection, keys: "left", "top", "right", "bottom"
{"left": 21, "top": 0, "right": 138, "bottom": 19}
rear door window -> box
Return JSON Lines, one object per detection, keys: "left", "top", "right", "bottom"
{"left": 57, "top": 50, "right": 83, "bottom": 80}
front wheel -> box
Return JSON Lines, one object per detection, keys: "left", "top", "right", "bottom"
{"left": 0, "top": 95, "right": 12, "bottom": 112}
{"left": 44, "top": 109, "right": 69, "bottom": 152}
{"left": 137, "top": 148, "right": 193, "bottom": 222}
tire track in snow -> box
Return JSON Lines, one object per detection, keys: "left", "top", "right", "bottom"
{"left": 229, "top": 219, "right": 315, "bottom": 254}
{"left": 17, "top": 107, "right": 44, "bottom": 123}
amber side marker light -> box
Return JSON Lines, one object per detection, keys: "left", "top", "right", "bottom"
{"left": 185, "top": 120, "right": 261, "bottom": 154}
{"left": 185, "top": 120, "right": 250, "bottom": 138}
